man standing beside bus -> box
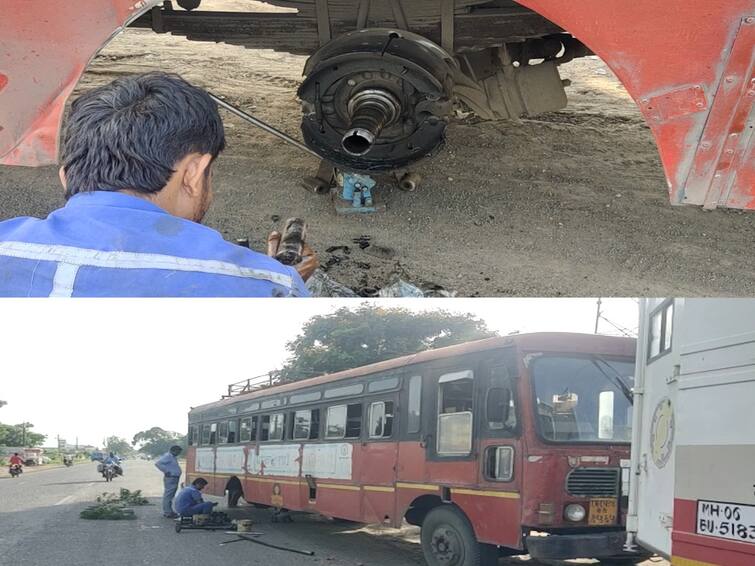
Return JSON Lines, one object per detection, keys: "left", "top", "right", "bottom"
{"left": 155, "top": 445, "right": 183, "bottom": 518}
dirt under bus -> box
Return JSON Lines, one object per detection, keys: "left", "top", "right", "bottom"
{"left": 185, "top": 332, "right": 647, "bottom": 565}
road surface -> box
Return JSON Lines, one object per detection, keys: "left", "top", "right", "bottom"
{"left": 0, "top": 460, "right": 661, "bottom": 566}
{"left": 0, "top": 459, "right": 429, "bottom": 566}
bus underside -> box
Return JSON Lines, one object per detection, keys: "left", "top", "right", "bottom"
{"left": 1, "top": 0, "right": 752, "bottom": 209}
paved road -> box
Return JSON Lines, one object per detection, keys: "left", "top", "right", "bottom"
{"left": 0, "top": 459, "right": 427, "bottom": 566}
{"left": 1, "top": 460, "right": 661, "bottom": 566}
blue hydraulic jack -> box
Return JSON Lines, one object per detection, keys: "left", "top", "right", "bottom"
{"left": 333, "top": 171, "right": 385, "bottom": 214}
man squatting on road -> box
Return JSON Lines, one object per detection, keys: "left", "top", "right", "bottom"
{"left": 175, "top": 478, "right": 218, "bottom": 518}
{"left": 0, "top": 72, "right": 316, "bottom": 297}
{"left": 155, "top": 445, "right": 183, "bottom": 518}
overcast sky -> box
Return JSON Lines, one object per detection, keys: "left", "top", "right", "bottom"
{"left": 0, "top": 298, "right": 637, "bottom": 448}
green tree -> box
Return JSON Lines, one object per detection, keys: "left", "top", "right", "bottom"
{"left": 132, "top": 427, "right": 186, "bottom": 458}
{"left": 0, "top": 422, "right": 46, "bottom": 447}
{"left": 104, "top": 436, "right": 134, "bottom": 457}
{"left": 274, "top": 304, "right": 497, "bottom": 382}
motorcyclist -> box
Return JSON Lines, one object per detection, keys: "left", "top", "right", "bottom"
{"left": 103, "top": 452, "right": 123, "bottom": 476}
{"left": 63, "top": 454, "right": 73, "bottom": 466}
{"left": 9, "top": 452, "right": 24, "bottom": 474}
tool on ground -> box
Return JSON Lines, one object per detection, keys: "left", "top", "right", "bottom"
{"left": 221, "top": 532, "right": 315, "bottom": 556}
{"left": 334, "top": 171, "right": 385, "bottom": 214}
{"left": 275, "top": 218, "right": 307, "bottom": 265}
{"left": 208, "top": 92, "right": 321, "bottom": 160}
{"left": 174, "top": 513, "right": 234, "bottom": 533}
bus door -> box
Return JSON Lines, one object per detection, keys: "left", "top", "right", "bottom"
{"left": 361, "top": 393, "right": 400, "bottom": 524}
{"left": 425, "top": 366, "right": 478, "bottom": 482}
{"left": 473, "top": 356, "right": 524, "bottom": 547}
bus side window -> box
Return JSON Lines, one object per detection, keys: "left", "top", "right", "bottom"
{"left": 437, "top": 371, "right": 474, "bottom": 456}
{"left": 310, "top": 409, "right": 320, "bottom": 439}
{"left": 260, "top": 415, "right": 271, "bottom": 441}
{"left": 269, "top": 413, "right": 285, "bottom": 441}
{"left": 201, "top": 424, "right": 211, "bottom": 445}
{"left": 369, "top": 401, "right": 394, "bottom": 438}
{"left": 188, "top": 425, "right": 197, "bottom": 446}
{"left": 250, "top": 416, "right": 259, "bottom": 441}
{"left": 486, "top": 385, "right": 517, "bottom": 431}
{"left": 218, "top": 421, "right": 229, "bottom": 444}
{"left": 227, "top": 420, "right": 237, "bottom": 443}
{"left": 239, "top": 418, "right": 252, "bottom": 442}
{"left": 407, "top": 375, "right": 422, "bottom": 433}
{"left": 209, "top": 423, "right": 218, "bottom": 445}
{"left": 327, "top": 404, "right": 361, "bottom": 439}
{"left": 294, "top": 410, "right": 312, "bottom": 440}
{"left": 346, "top": 403, "right": 362, "bottom": 438}
{"left": 326, "top": 405, "right": 346, "bottom": 438}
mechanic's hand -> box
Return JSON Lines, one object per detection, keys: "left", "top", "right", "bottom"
{"left": 267, "top": 231, "right": 319, "bottom": 282}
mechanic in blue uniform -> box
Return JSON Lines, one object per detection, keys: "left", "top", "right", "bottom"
{"left": 0, "top": 72, "right": 315, "bottom": 297}
{"left": 175, "top": 477, "right": 217, "bottom": 518}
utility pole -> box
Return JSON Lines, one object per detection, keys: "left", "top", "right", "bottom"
{"left": 594, "top": 298, "right": 602, "bottom": 334}
{"left": 22, "top": 423, "right": 27, "bottom": 446}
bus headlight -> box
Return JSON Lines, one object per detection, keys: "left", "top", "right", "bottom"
{"left": 564, "top": 504, "right": 586, "bottom": 522}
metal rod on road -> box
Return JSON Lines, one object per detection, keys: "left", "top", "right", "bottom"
{"left": 220, "top": 533, "right": 315, "bottom": 556}
{"left": 208, "top": 92, "right": 321, "bottom": 160}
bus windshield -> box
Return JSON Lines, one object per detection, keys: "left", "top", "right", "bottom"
{"left": 531, "top": 355, "right": 634, "bottom": 443}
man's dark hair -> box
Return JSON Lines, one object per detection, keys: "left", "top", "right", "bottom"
{"left": 61, "top": 72, "right": 225, "bottom": 198}
{"left": 193, "top": 478, "right": 208, "bottom": 488}
{"left": 169, "top": 445, "right": 182, "bottom": 453}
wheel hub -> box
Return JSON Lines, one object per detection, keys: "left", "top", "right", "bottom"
{"left": 430, "top": 527, "right": 463, "bottom": 565}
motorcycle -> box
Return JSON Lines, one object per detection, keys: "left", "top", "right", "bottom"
{"left": 63, "top": 457, "right": 73, "bottom": 467}
{"left": 9, "top": 464, "right": 23, "bottom": 478}
{"left": 102, "top": 462, "right": 115, "bottom": 482}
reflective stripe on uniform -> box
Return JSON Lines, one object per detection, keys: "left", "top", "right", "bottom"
{"left": 0, "top": 240, "right": 293, "bottom": 297}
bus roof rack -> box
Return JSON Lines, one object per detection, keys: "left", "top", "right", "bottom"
{"left": 224, "top": 373, "right": 277, "bottom": 398}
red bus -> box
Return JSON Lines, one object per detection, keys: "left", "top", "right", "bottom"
{"left": 186, "top": 333, "right": 646, "bottom": 565}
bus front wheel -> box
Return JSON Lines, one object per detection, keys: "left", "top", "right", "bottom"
{"left": 420, "top": 505, "right": 497, "bottom": 566}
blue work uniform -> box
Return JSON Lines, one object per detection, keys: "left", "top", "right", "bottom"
{"left": 175, "top": 485, "right": 214, "bottom": 517}
{"left": 0, "top": 191, "right": 308, "bottom": 297}
{"left": 155, "top": 451, "right": 182, "bottom": 517}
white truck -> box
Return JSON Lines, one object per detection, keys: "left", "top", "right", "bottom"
{"left": 626, "top": 299, "right": 755, "bottom": 566}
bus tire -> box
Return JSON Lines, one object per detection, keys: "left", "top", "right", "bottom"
{"left": 420, "top": 505, "right": 497, "bottom": 566}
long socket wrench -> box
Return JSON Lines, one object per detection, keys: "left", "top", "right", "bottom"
{"left": 208, "top": 92, "right": 321, "bottom": 160}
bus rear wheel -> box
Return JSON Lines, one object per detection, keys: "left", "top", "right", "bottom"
{"left": 421, "top": 505, "right": 497, "bottom": 566}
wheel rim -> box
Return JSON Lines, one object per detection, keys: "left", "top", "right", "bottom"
{"left": 429, "top": 525, "right": 465, "bottom": 565}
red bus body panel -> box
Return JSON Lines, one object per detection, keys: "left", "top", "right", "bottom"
{"left": 0, "top": 1, "right": 753, "bottom": 209}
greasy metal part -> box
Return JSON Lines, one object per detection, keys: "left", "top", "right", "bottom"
{"left": 301, "top": 160, "right": 335, "bottom": 194}
{"left": 275, "top": 218, "right": 307, "bottom": 265}
{"left": 397, "top": 171, "right": 422, "bottom": 191}
{"left": 298, "top": 28, "right": 456, "bottom": 172}
{"left": 342, "top": 89, "right": 401, "bottom": 156}
{"left": 208, "top": 93, "right": 320, "bottom": 160}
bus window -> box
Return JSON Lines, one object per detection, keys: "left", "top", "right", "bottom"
{"left": 250, "top": 416, "right": 259, "bottom": 440}
{"left": 201, "top": 424, "right": 211, "bottom": 445}
{"left": 294, "top": 410, "right": 312, "bottom": 440}
{"left": 268, "top": 413, "right": 285, "bottom": 441}
{"left": 188, "top": 425, "right": 198, "bottom": 446}
{"left": 326, "top": 405, "right": 346, "bottom": 438}
{"left": 326, "top": 404, "right": 362, "bottom": 439}
{"left": 346, "top": 404, "right": 362, "bottom": 437}
{"left": 369, "top": 401, "right": 394, "bottom": 438}
{"left": 486, "top": 387, "right": 517, "bottom": 431}
{"left": 209, "top": 423, "right": 218, "bottom": 445}
{"left": 227, "top": 420, "right": 237, "bottom": 443}
{"left": 292, "top": 409, "right": 320, "bottom": 440}
{"left": 437, "top": 371, "right": 474, "bottom": 455}
{"left": 408, "top": 375, "right": 422, "bottom": 433}
{"left": 239, "top": 418, "right": 252, "bottom": 442}
{"left": 218, "top": 421, "right": 229, "bottom": 444}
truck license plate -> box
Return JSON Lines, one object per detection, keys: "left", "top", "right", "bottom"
{"left": 589, "top": 498, "right": 617, "bottom": 526}
{"left": 697, "top": 500, "right": 755, "bottom": 543}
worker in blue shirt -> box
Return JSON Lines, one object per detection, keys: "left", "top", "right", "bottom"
{"left": 175, "top": 477, "right": 217, "bottom": 518}
{"left": 0, "top": 72, "right": 316, "bottom": 297}
{"left": 155, "top": 445, "right": 183, "bottom": 519}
